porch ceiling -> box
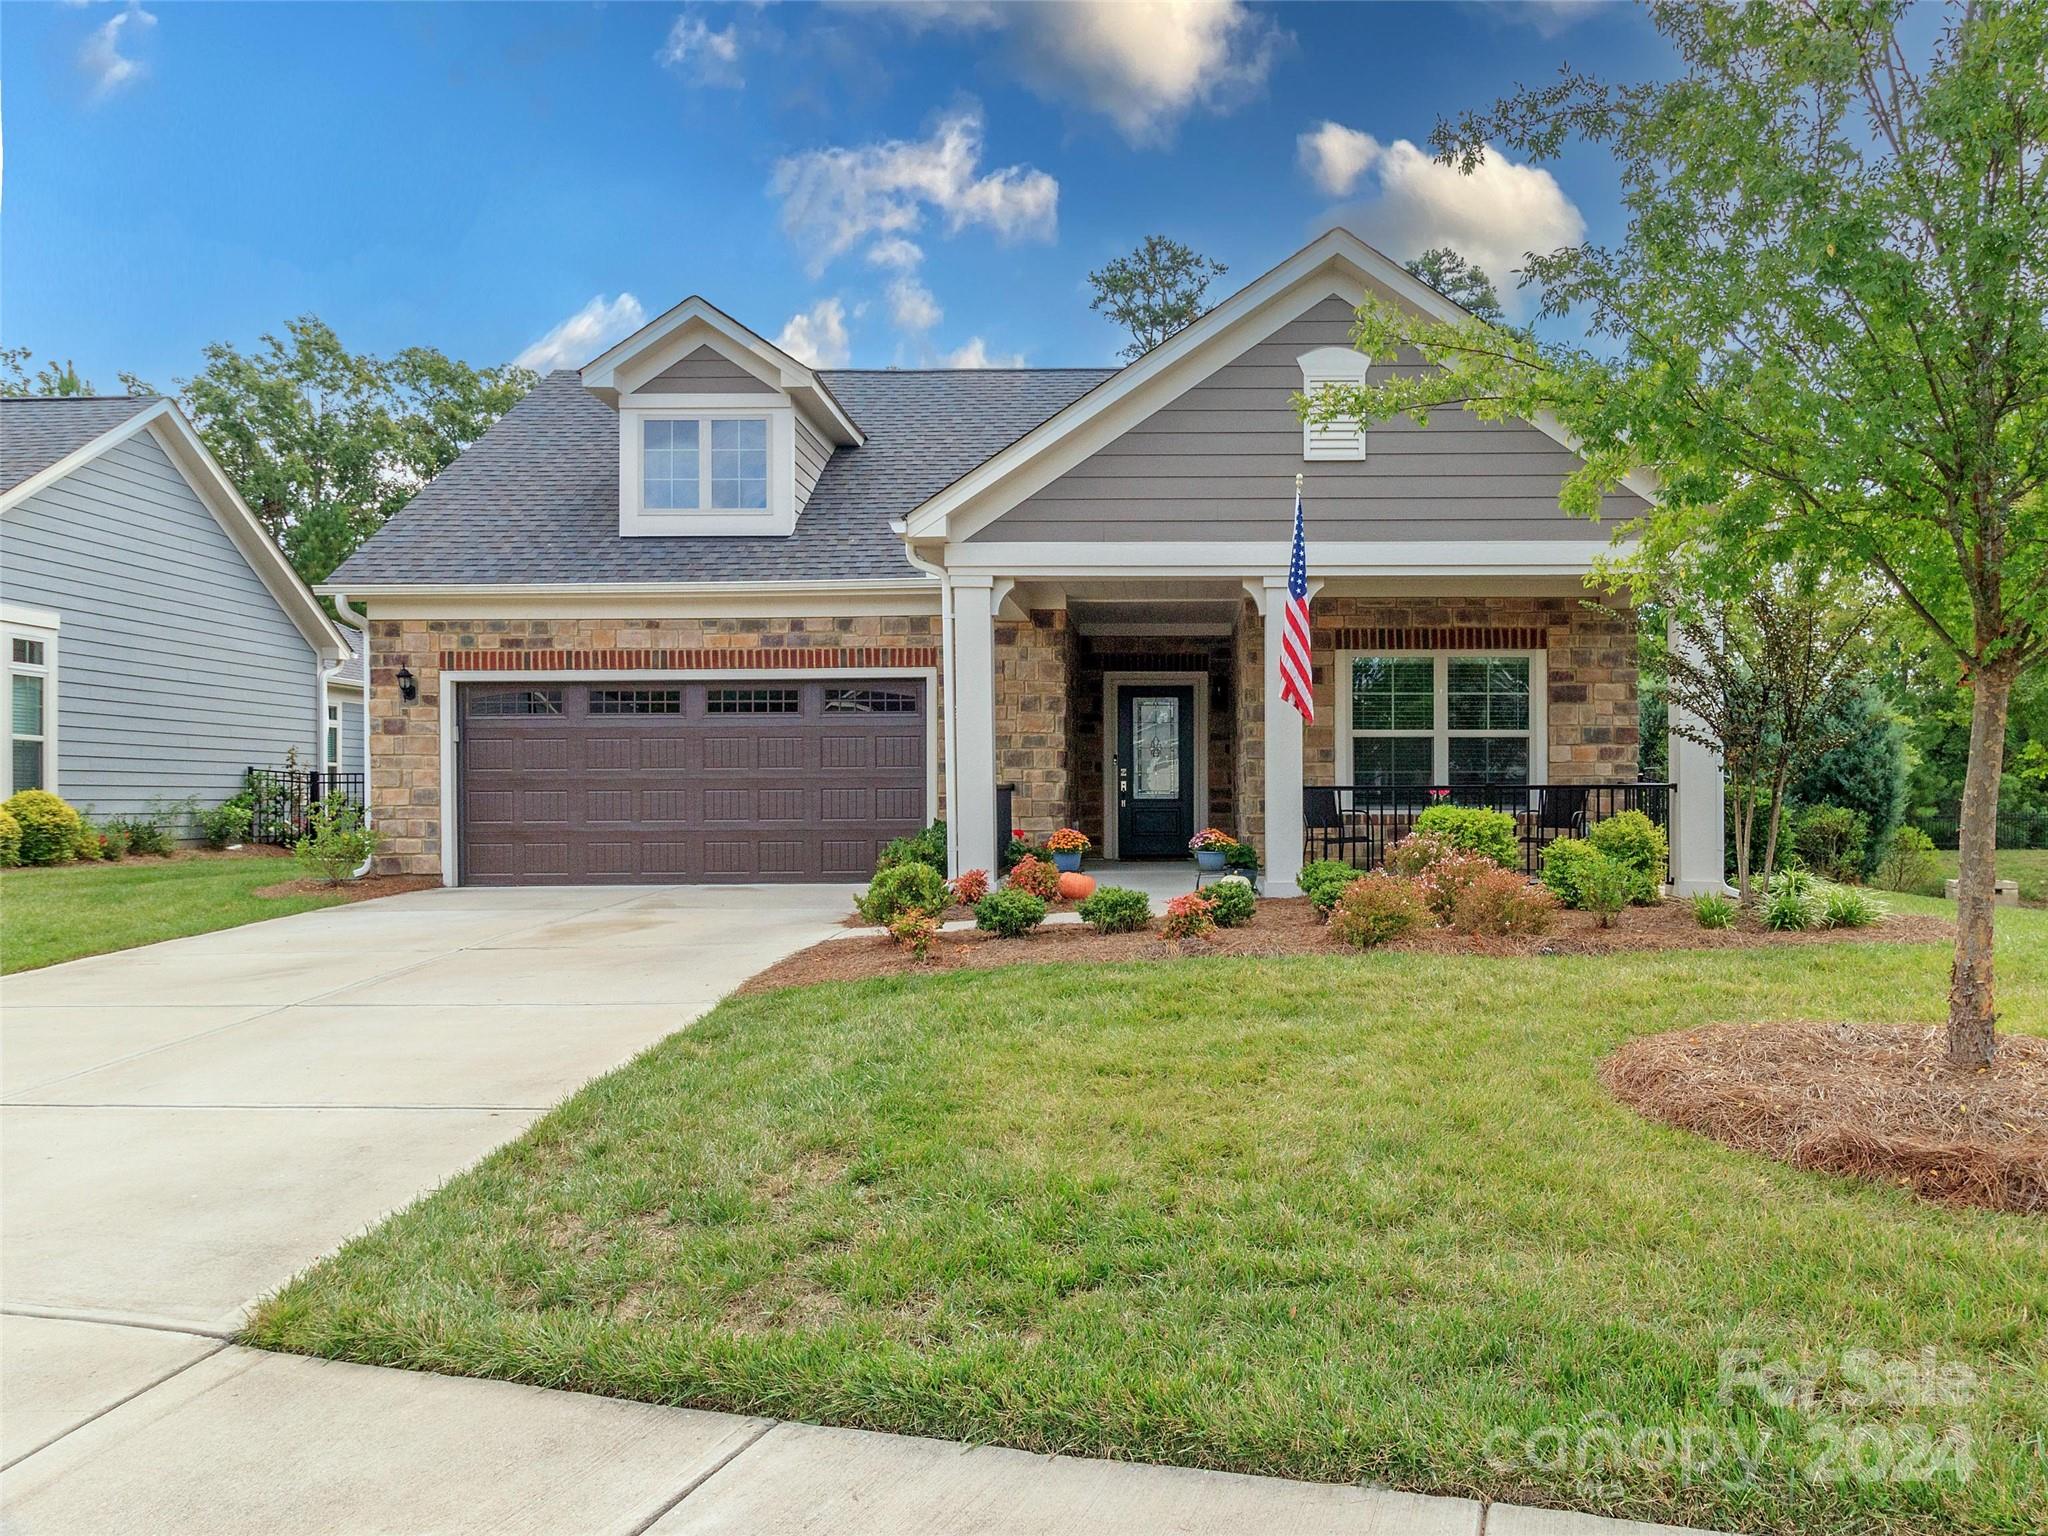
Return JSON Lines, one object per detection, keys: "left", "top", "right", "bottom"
{"left": 1067, "top": 596, "right": 1242, "bottom": 637}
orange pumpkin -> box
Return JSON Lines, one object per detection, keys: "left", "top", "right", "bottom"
{"left": 1057, "top": 871, "right": 1096, "bottom": 901}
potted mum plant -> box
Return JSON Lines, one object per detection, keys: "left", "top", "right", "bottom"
{"left": 1046, "top": 827, "right": 1091, "bottom": 872}
{"left": 1188, "top": 827, "right": 1238, "bottom": 873}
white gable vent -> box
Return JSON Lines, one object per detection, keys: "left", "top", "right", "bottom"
{"left": 1298, "top": 345, "right": 1372, "bottom": 461}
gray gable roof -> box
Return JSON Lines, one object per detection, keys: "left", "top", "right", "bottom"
{"left": 1, "top": 396, "right": 159, "bottom": 495}
{"left": 327, "top": 368, "right": 1115, "bottom": 588}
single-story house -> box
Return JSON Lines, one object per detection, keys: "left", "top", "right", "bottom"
{"left": 0, "top": 395, "right": 362, "bottom": 827}
{"left": 321, "top": 230, "right": 1723, "bottom": 894}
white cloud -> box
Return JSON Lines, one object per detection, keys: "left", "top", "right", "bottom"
{"left": 1500, "top": 0, "right": 1607, "bottom": 39}
{"left": 776, "top": 298, "right": 853, "bottom": 368}
{"left": 887, "top": 276, "right": 943, "bottom": 335}
{"left": 515, "top": 294, "right": 647, "bottom": 372}
{"left": 942, "top": 337, "right": 1024, "bottom": 369}
{"left": 865, "top": 236, "right": 925, "bottom": 272}
{"left": 1320, "top": 135, "right": 1587, "bottom": 316}
{"left": 1297, "top": 121, "right": 1381, "bottom": 198}
{"left": 770, "top": 105, "right": 1058, "bottom": 277}
{"left": 80, "top": 2, "right": 155, "bottom": 99}
{"left": 657, "top": 12, "right": 743, "bottom": 87}
{"left": 1005, "top": 0, "right": 1284, "bottom": 146}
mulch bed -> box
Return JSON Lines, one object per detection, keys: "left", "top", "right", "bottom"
{"left": 744, "top": 898, "right": 1953, "bottom": 994}
{"left": 253, "top": 873, "right": 442, "bottom": 904}
{"left": 1604, "top": 1021, "right": 2048, "bottom": 1214}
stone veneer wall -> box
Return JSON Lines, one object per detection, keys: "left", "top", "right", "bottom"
{"left": 365, "top": 613, "right": 943, "bottom": 878}
{"left": 1303, "top": 595, "right": 1639, "bottom": 783}
{"left": 1234, "top": 599, "right": 1266, "bottom": 850}
{"left": 1068, "top": 634, "right": 1237, "bottom": 849}
{"left": 993, "top": 610, "right": 1074, "bottom": 841}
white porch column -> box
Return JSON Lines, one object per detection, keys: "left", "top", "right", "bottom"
{"left": 1665, "top": 616, "right": 1727, "bottom": 895}
{"left": 951, "top": 576, "right": 999, "bottom": 878}
{"left": 1261, "top": 575, "right": 1305, "bottom": 896}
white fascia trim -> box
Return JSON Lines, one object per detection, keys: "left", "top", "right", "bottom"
{"left": 945, "top": 540, "right": 1624, "bottom": 579}
{"left": 435, "top": 665, "right": 939, "bottom": 888}
{"left": 326, "top": 678, "right": 365, "bottom": 693}
{"left": 580, "top": 296, "right": 863, "bottom": 446}
{"left": 0, "top": 401, "right": 347, "bottom": 662}
{"left": 0, "top": 603, "right": 62, "bottom": 630}
{"left": 899, "top": 226, "right": 1657, "bottom": 543}
{"left": 315, "top": 578, "right": 938, "bottom": 603}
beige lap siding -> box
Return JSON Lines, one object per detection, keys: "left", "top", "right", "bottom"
{"left": 365, "top": 614, "right": 944, "bottom": 879}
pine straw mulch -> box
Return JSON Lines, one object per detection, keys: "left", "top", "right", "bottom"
{"left": 253, "top": 873, "right": 442, "bottom": 904}
{"left": 743, "top": 897, "right": 1953, "bottom": 994}
{"left": 1604, "top": 1021, "right": 2048, "bottom": 1214}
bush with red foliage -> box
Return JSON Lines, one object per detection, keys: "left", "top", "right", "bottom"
{"left": 949, "top": 868, "right": 990, "bottom": 906}
{"left": 1160, "top": 891, "right": 1218, "bottom": 941}
{"left": 1006, "top": 854, "right": 1061, "bottom": 900}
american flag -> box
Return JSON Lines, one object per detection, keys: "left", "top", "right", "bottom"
{"left": 1278, "top": 484, "right": 1314, "bottom": 723}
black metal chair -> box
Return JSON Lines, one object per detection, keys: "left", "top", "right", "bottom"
{"left": 1303, "top": 786, "right": 1368, "bottom": 865}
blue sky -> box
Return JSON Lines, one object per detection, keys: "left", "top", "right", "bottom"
{"left": 3, "top": 2, "right": 1675, "bottom": 390}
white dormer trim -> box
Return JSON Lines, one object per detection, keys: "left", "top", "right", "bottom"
{"left": 618, "top": 402, "right": 797, "bottom": 538}
{"left": 1297, "top": 344, "right": 1372, "bottom": 461}
{"left": 580, "top": 295, "right": 862, "bottom": 447}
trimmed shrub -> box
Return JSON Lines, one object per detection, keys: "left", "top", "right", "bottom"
{"left": 70, "top": 811, "right": 110, "bottom": 862}
{"left": 1414, "top": 850, "right": 1500, "bottom": 924}
{"left": 293, "top": 799, "right": 380, "bottom": 884}
{"left": 1298, "top": 859, "right": 1363, "bottom": 916}
{"left": 98, "top": 821, "right": 131, "bottom": 860}
{"left": 1573, "top": 852, "right": 1638, "bottom": 928}
{"left": 1587, "top": 809, "right": 1669, "bottom": 893}
{"left": 1207, "top": 874, "right": 1257, "bottom": 927}
{"left": 0, "top": 805, "right": 20, "bottom": 867}
{"left": 1875, "top": 825, "right": 1938, "bottom": 893}
{"left": 1762, "top": 869, "right": 1818, "bottom": 931}
{"left": 1791, "top": 802, "right": 1871, "bottom": 883}
{"left": 857, "top": 862, "right": 948, "bottom": 926}
{"left": 110, "top": 805, "right": 177, "bottom": 857}
{"left": 1544, "top": 835, "right": 1652, "bottom": 910}
{"left": 1412, "top": 804, "right": 1519, "bottom": 868}
{"left": 1329, "top": 873, "right": 1428, "bottom": 948}
{"left": 1078, "top": 885, "right": 1151, "bottom": 934}
{"left": 1006, "top": 854, "right": 1062, "bottom": 900}
{"left": 1691, "top": 892, "right": 1738, "bottom": 929}
{"left": 876, "top": 820, "right": 947, "bottom": 876}
{"left": 1449, "top": 867, "right": 1558, "bottom": 937}
{"left": 1818, "top": 884, "right": 1885, "bottom": 930}
{"left": 1160, "top": 892, "right": 1218, "bottom": 941}
{"left": 948, "top": 868, "right": 990, "bottom": 907}
{"left": 887, "top": 906, "right": 941, "bottom": 961}
{"left": 974, "top": 888, "right": 1046, "bottom": 937}
{"left": 1382, "top": 831, "right": 1458, "bottom": 877}
{"left": 199, "top": 792, "right": 255, "bottom": 850}
{"left": 3, "top": 790, "right": 81, "bottom": 866}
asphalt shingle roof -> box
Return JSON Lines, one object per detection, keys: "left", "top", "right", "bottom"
{"left": 0, "top": 396, "right": 160, "bottom": 495}
{"left": 327, "top": 368, "right": 1115, "bottom": 587}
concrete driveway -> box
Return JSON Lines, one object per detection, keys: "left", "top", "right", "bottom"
{"left": 1, "top": 883, "right": 851, "bottom": 1462}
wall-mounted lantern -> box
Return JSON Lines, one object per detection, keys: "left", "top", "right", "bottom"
{"left": 396, "top": 666, "right": 418, "bottom": 704}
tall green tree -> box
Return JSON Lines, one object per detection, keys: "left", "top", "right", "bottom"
{"left": 173, "top": 318, "right": 534, "bottom": 587}
{"left": 1308, "top": 0, "right": 2046, "bottom": 1065}
{"left": 0, "top": 348, "right": 150, "bottom": 397}
{"left": 1087, "top": 236, "right": 1228, "bottom": 360}
{"left": 1402, "top": 247, "right": 1505, "bottom": 322}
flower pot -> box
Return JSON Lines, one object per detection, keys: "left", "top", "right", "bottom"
{"left": 1053, "top": 850, "right": 1083, "bottom": 873}
{"left": 1195, "top": 848, "right": 1227, "bottom": 872}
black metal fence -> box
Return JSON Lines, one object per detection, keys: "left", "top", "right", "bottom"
{"left": 245, "top": 768, "right": 366, "bottom": 848}
{"left": 1304, "top": 782, "right": 1675, "bottom": 878}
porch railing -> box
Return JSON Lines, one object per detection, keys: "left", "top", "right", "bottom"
{"left": 1304, "top": 782, "right": 1675, "bottom": 879}
{"left": 245, "top": 767, "right": 366, "bottom": 848}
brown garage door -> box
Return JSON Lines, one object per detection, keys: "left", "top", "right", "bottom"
{"left": 457, "top": 679, "right": 928, "bottom": 885}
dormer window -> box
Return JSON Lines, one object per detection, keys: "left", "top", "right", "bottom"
{"left": 642, "top": 417, "right": 768, "bottom": 511}
{"left": 1298, "top": 345, "right": 1372, "bottom": 461}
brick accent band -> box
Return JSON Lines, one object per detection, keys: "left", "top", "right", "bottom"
{"left": 439, "top": 645, "right": 940, "bottom": 672}
{"left": 1325, "top": 625, "right": 1550, "bottom": 652}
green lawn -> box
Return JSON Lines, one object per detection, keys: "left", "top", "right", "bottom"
{"left": 247, "top": 896, "right": 2047, "bottom": 1536}
{"left": 0, "top": 854, "right": 352, "bottom": 973}
{"left": 1900, "top": 847, "right": 2048, "bottom": 905}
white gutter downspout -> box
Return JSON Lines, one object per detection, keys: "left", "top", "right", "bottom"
{"left": 896, "top": 527, "right": 959, "bottom": 879}
{"left": 327, "top": 592, "right": 376, "bottom": 879}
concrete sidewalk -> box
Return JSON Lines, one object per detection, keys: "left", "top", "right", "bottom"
{"left": 1, "top": 885, "right": 1721, "bottom": 1535}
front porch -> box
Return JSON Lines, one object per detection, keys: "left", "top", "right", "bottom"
{"left": 947, "top": 578, "right": 1722, "bottom": 895}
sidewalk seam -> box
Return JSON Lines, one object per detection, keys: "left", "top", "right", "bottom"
{"left": 623, "top": 1418, "right": 780, "bottom": 1536}
{"left": 0, "top": 1337, "right": 228, "bottom": 1473}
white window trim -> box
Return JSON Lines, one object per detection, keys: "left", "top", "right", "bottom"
{"left": 2, "top": 605, "right": 62, "bottom": 798}
{"left": 1333, "top": 649, "right": 1548, "bottom": 786}
{"left": 619, "top": 398, "right": 797, "bottom": 538}
{"left": 1298, "top": 344, "right": 1372, "bottom": 462}
{"left": 325, "top": 703, "right": 342, "bottom": 776}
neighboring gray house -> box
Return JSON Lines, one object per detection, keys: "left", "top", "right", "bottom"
{"left": 0, "top": 395, "right": 359, "bottom": 826}
{"left": 325, "top": 229, "right": 1723, "bottom": 893}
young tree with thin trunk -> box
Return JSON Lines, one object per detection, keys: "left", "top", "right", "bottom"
{"left": 1310, "top": 0, "right": 2046, "bottom": 1065}
{"left": 1087, "top": 236, "right": 1228, "bottom": 361}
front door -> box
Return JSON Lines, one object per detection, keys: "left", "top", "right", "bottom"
{"left": 1115, "top": 684, "right": 1197, "bottom": 858}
